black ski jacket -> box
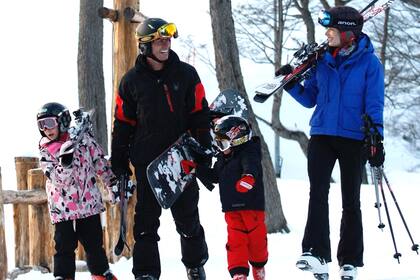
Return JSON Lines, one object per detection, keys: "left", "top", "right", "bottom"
{"left": 111, "top": 50, "right": 212, "bottom": 173}
{"left": 197, "top": 137, "right": 265, "bottom": 212}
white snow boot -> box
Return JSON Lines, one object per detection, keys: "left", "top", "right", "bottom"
{"left": 296, "top": 252, "right": 329, "bottom": 279}
{"left": 339, "top": 264, "right": 357, "bottom": 280}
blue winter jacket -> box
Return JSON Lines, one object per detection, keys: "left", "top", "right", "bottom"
{"left": 286, "top": 34, "right": 384, "bottom": 140}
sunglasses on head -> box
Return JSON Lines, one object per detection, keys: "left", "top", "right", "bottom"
{"left": 138, "top": 23, "right": 178, "bottom": 43}
{"left": 38, "top": 117, "right": 58, "bottom": 131}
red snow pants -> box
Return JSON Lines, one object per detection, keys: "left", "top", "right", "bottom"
{"left": 225, "top": 210, "right": 268, "bottom": 277}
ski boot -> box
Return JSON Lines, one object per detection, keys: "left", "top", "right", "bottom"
{"left": 252, "top": 266, "right": 265, "bottom": 280}
{"left": 339, "top": 264, "right": 357, "bottom": 280}
{"left": 91, "top": 269, "right": 117, "bottom": 280}
{"left": 186, "top": 266, "right": 206, "bottom": 280}
{"left": 54, "top": 277, "right": 73, "bottom": 280}
{"left": 296, "top": 252, "right": 329, "bottom": 279}
{"left": 232, "top": 274, "right": 247, "bottom": 280}
{"left": 135, "top": 275, "right": 158, "bottom": 280}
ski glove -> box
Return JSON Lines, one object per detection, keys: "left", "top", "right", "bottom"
{"left": 110, "top": 176, "right": 136, "bottom": 204}
{"left": 275, "top": 64, "right": 293, "bottom": 77}
{"left": 59, "top": 140, "right": 74, "bottom": 168}
{"left": 181, "top": 159, "right": 197, "bottom": 175}
{"left": 235, "top": 174, "right": 255, "bottom": 193}
{"left": 367, "top": 141, "right": 385, "bottom": 167}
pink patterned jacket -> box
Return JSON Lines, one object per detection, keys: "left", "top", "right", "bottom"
{"left": 39, "top": 132, "right": 115, "bottom": 224}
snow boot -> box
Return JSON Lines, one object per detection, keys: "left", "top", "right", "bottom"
{"left": 186, "top": 266, "right": 206, "bottom": 280}
{"left": 232, "top": 274, "right": 247, "bottom": 280}
{"left": 91, "top": 269, "right": 117, "bottom": 280}
{"left": 135, "top": 275, "right": 158, "bottom": 280}
{"left": 252, "top": 266, "right": 265, "bottom": 280}
{"left": 54, "top": 277, "right": 73, "bottom": 280}
{"left": 339, "top": 264, "right": 357, "bottom": 280}
{"left": 296, "top": 252, "right": 329, "bottom": 279}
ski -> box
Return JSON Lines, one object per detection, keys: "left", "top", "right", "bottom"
{"left": 68, "top": 109, "right": 95, "bottom": 144}
{"left": 114, "top": 174, "right": 130, "bottom": 256}
{"left": 253, "top": 0, "right": 394, "bottom": 103}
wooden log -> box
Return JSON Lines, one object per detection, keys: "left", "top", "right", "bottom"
{"left": 2, "top": 189, "right": 47, "bottom": 204}
{"left": 0, "top": 167, "right": 8, "bottom": 280}
{"left": 27, "top": 168, "right": 53, "bottom": 270}
{"left": 98, "top": 7, "right": 119, "bottom": 22}
{"left": 123, "top": 7, "right": 147, "bottom": 23}
{"left": 14, "top": 157, "right": 38, "bottom": 268}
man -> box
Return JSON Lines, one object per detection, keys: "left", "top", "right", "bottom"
{"left": 110, "top": 18, "right": 212, "bottom": 280}
{"left": 282, "top": 6, "right": 385, "bottom": 280}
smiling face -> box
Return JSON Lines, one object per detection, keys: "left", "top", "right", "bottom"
{"left": 325, "top": 27, "right": 342, "bottom": 47}
{"left": 146, "top": 38, "right": 171, "bottom": 70}
{"left": 44, "top": 126, "right": 60, "bottom": 141}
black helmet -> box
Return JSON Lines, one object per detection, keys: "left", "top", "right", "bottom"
{"left": 213, "top": 115, "right": 252, "bottom": 151}
{"left": 135, "top": 18, "right": 178, "bottom": 56}
{"left": 318, "top": 6, "right": 364, "bottom": 38}
{"left": 36, "top": 102, "right": 71, "bottom": 137}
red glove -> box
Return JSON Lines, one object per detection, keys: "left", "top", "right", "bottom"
{"left": 181, "top": 160, "right": 197, "bottom": 175}
{"left": 235, "top": 174, "right": 255, "bottom": 193}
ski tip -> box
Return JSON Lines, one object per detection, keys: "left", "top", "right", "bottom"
{"left": 253, "top": 94, "right": 270, "bottom": 103}
{"left": 114, "top": 247, "right": 123, "bottom": 256}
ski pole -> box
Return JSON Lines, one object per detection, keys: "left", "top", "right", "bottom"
{"left": 374, "top": 167, "right": 402, "bottom": 263}
{"left": 381, "top": 168, "right": 419, "bottom": 254}
{"left": 371, "top": 166, "right": 385, "bottom": 230}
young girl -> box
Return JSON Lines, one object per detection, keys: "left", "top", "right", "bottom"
{"left": 193, "top": 115, "right": 268, "bottom": 280}
{"left": 37, "top": 102, "right": 118, "bottom": 280}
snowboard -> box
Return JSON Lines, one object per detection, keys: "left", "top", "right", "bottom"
{"left": 146, "top": 89, "right": 248, "bottom": 209}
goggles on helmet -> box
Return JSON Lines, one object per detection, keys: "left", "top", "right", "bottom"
{"left": 318, "top": 10, "right": 332, "bottom": 27}
{"left": 215, "top": 138, "right": 231, "bottom": 152}
{"left": 38, "top": 117, "right": 58, "bottom": 131}
{"left": 137, "top": 23, "right": 178, "bottom": 43}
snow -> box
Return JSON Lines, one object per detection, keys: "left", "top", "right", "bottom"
{"left": 1, "top": 0, "right": 420, "bottom": 279}
{"left": 8, "top": 174, "right": 420, "bottom": 280}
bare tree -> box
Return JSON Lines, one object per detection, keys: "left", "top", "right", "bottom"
{"left": 210, "top": 0, "right": 289, "bottom": 233}
{"left": 78, "top": 0, "right": 108, "bottom": 153}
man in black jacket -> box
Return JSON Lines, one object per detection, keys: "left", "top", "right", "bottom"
{"left": 110, "top": 18, "right": 212, "bottom": 280}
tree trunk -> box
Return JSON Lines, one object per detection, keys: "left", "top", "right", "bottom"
{"left": 210, "top": 0, "right": 289, "bottom": 233}
{"left": 78, "top": 0, "right": 108, "bottom": 153}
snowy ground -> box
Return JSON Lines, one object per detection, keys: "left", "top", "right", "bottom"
{"left": 6, "top": 171, "right": 420, "bottom": 280}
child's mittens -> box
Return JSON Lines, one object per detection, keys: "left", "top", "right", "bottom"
{"left": 181, "top": 160, "right": 197, "bottom": 175}
{"left": 59, "top": 141, "right": 75, "bottom": 168}
{"left": 235, "top": 174, "right": 255, "bottom": 193}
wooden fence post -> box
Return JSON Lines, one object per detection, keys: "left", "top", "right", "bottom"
{"left": 27, "top": 168, "right": 54, "bottom": 270}
{"left": 0, "top": 167, "right": 8, "bottom": 280}
{"left": 14, "top": 157, "right": 39, "bottom": 268}
{"left": 99, "top": 0, "right": 139, "bottom": 262}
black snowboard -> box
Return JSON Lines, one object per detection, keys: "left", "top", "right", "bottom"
{"left": 146, "top": 89, "right": 248, "bottom": 209}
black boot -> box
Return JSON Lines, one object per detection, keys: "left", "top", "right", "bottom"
{"left": 135, "top": 275, "right": 158, "bottom": 280}
{"left": 186, "top": 266, "right": 206, "bottom": 280}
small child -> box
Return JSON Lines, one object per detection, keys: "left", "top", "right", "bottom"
{"left": 37, "top": 102, "right": 118, "bottom": 280}
{"left": 194, "top": 115, "right": 268, "bottom": 280}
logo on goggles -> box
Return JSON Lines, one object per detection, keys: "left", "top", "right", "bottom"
{"left": 337, "top": 21, "right": 357, "bottom": 26}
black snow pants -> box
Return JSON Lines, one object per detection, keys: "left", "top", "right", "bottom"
{"left": 302, "top": 135, "right": 365, "bottom": 267}
{"left": 132, "top": 165, "right": 209, "bottom": 279}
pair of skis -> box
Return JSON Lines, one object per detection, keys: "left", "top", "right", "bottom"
{"left": 253, "top": 0, "right": 394, "bottom": 103}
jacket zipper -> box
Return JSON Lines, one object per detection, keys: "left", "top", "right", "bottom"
{"left": 163, "top": 84, "right": 174, "bottom": 112}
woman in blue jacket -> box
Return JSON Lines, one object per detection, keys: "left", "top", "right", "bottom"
{"left": 284, "top": 6, "right": 385, "bottom": 280}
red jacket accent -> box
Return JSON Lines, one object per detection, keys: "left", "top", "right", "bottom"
{"left": 191, "top": 83, "right": 205, "bottom": 113}
{"left": 115, "top": 92, "right": 136, "bottom": 126}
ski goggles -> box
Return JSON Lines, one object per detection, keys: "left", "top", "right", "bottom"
{"left": 37, "top": 117, "right": 58, "bottom": 131}
{"left": 137, "top": 23, "right": 178, "bottom": 43}
{"left": 215, "top": 138, "right": 231, "bottom": 152}
{"left": 318, "top": 10, "right": 332, "bottom": 27}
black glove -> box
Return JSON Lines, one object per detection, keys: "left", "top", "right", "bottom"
{"left": 275, "top": 64, "right": 293, "bottom": 77}
{"left": 367, "top": 141, "right": 385, "bottom": 167}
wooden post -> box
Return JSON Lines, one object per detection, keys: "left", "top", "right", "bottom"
{"left": 0, "top": 167, "right": 8, "bottom": 280}
{"left": 14, "top": 157, "right": 39, "bottom": 268}
{"left": 99, "top": 0, "right": 139, "bottom": 262}
{"left": 27, "top": 168, "right": 54, "bottom": 270}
